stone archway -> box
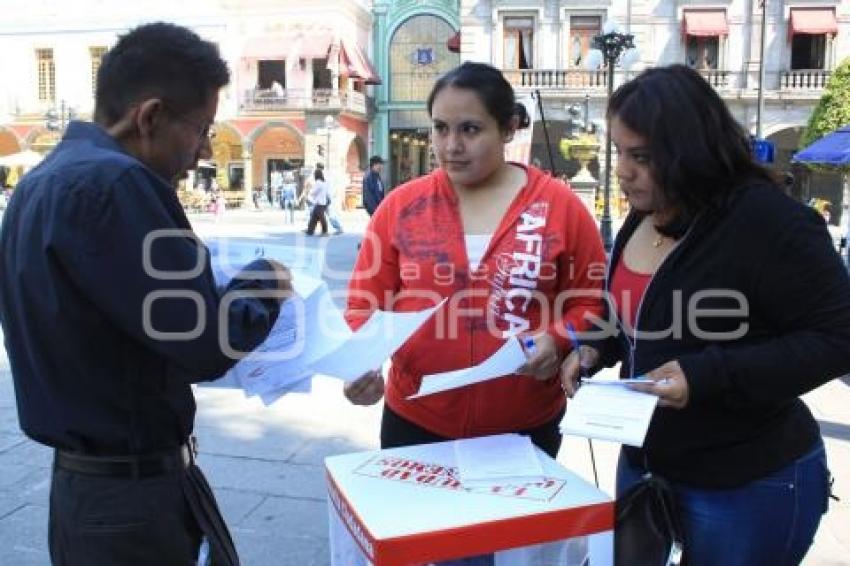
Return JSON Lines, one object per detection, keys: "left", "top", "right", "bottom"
{"left": 209, "top": 123, "right": 245, "bottom": 191}
{"left": 0, "top": 127, "right": 22, "bottom": 187}
{"left": 343, "top": 136, "right": 368, "bottom": 209}
{"left": 250, "top": 124, "right": 304, "bottom": 202}
{"left": 27, "top": 128, "right": 61, "bottom": 154}
{"left": 345, "top": 135, "right": 367, "bottom": 173}
{"left": 0, "top": 127, "right": 21, "bottom": 156}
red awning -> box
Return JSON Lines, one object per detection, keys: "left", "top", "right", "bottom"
{"left": 790, "top": 8, "right": 838, "bottom": 36}
{"left": 447, "top": 31, "right": 461, "bottom": 53}
{"left": 242, "top": 33, "right": 333, "bottom": 60}
{"left": 339, "top": 38, "right": 382, "bottom": 85}
{"left": 682, "top": 9, "right": 728, "bottom": 37}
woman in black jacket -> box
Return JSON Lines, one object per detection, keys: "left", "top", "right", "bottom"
{"left": 561, "top": 65, "right": 850, "bottom": 565}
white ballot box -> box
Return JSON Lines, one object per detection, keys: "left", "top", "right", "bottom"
{"left": 325, "top": 440, "right": 613, "bottom": 565}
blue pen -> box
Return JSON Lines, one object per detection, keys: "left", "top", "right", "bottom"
{"left": 565, "top": 323, "right": 589, "bottom": 385}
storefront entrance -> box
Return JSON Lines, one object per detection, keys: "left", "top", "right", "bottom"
{"left": 388, "top": 128, "right": 431, "bottom": 187}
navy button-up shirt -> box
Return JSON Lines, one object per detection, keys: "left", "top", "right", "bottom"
{"left": 0, "top": 122, "right": 281, "bottom": 455}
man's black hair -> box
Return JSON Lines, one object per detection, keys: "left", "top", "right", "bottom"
{"left": 94, "top": 22, "right": 229, "bottom": 125}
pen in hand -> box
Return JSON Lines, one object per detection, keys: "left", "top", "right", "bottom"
{"left": 565, "top": 323, "right": 590, "bottom": 387}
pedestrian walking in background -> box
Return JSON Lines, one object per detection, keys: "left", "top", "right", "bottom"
{"left": 280, "top": 170, "right": 297, "bottom": 224}
{"left": 304, "top": 168, "right": 330, "bottom": 236}
{"left": 0, "top": 22, "right": 292, "bottom": 566}
{"left": 325, "top": 170, "right": 345, "bottom": 235}
{"left": 362, "top": 155, "right": 385, "bottom": 216}
{"left": 560, "top": 64, "right": 850, "bottom": 565}
{"left": 270, "top": 168, "right": 283, "bottom": 207}
{"left": 214, "top": 189, "right": 226, "bottom": 222}
{"left": 252, "top": 185, "right": 263, "bottom": 210}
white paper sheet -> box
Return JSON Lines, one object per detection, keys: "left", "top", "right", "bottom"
{"left": 580, "top": 377, "right": 656, "bottom": 387}
{"left": 234, "top": 276, "right": 349, "bottom": 396}
{"left": 208, "top": 273, "right": 328, "bottom": 395}
{"left": 259, "top": 374, "right": 313, "bottom": 405}
{"left": 559, "top": 384, "right": 659, "bottom": 447}
{"left": 454, "top": 434, "right": 545, "bottom": 489}
{"left": 202, "top": 236, "right": 444, "bottom": 401}
{"left": 408, "top": 337, "right": 527, "bottom": 399}
{"left": 207, "top": 270, "right": 443, "bottom": 401}
{"left": 311, "top": 303, "right": 445, "bottom": 382}
{"left": 206, "top": 238, "right": 325, "bottom": 284}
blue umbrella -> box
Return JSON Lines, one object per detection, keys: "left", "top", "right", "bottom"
{"left": 792, "top": 126, "right": 850, "bottom": 166}
{"left": 793, "top": 126, "right": 850, "bottom": 268}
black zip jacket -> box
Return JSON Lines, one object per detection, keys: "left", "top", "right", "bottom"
{"left": 589, "top": 181, "right": 850, "bottom": 488}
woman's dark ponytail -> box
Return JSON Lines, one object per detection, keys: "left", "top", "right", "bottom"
{"left": 514, "top": 102, "right": 530, "bottom": 129}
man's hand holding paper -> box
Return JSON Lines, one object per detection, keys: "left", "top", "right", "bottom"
{"left": 344, "top": 370, "right": 385, "bottom": 406}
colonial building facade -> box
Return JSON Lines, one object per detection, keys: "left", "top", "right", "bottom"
{"left": 459, "top": 0, "right": 849, "bottom": 219}
{"left": 0, "top": 0, "right": 381, "bottom": 208}
{"left": 371, "top": 0, "right": 459, "bottom": 188}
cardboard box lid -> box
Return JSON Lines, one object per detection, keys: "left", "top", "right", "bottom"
{"left": 325, "top": 439, "right": 613, "bottom": 563}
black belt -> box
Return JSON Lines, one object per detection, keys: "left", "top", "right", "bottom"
{"left": 54, "top": 443, "right": 194, "bottom": 479}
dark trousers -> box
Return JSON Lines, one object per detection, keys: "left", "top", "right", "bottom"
{"left": 380, "top": 404, "right": 565, "bottom": 459}
{"left": 305, "top": 204, "right": 328, "bottom": 235}
{"left": 49, "top": 462, "right": 237, "bottom": 565}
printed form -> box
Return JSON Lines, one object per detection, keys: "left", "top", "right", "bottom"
{"left": 454, "top": 434, "right": 545, "bottom": 488}
{"left": 205, "top": 242, "right": 444, "bottom": 403}
{"left": 559, "top": 384, "right": 659, "bottom": 447}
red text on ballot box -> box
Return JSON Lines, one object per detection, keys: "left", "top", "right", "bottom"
{"left": 325, "top": 440, "right": 614, "bottom": 565}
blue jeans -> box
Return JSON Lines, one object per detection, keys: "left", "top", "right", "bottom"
{"left": 616, "top": 442, "right": 830, "bottom": 566}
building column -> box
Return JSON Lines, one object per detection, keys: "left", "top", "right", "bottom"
{"left": 242, "top": 144, "right": 253, "bottom": 206}
{"left": 373, "top": 3, "right": 390, "bottom": 164}
{"left": 828, "top": 34, "right": 836, "bottom": 70}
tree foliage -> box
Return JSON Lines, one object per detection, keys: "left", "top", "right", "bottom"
{"left": 800, "top": 57, "right": 850, "bottom": 149}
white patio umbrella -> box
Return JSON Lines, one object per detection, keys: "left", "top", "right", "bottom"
{"left": 0, "top": 149, "right": 44, "bottom": 168}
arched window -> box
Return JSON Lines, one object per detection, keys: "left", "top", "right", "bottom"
{"left": 390, "top": 15, "right": 458, "bottom": 103}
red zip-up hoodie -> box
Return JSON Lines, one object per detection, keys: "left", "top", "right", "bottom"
{"left": 345, "top": 165, "right": 605, "bottom": 438}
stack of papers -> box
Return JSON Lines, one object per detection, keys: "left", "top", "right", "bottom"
{"left": 559, "top": 383, "right": 659, "bottom": 447}
{"left": 201, "top": 240, "right": 442, "bottom": 404}
{"left": 454, "top": 434, "right": 545, "bottom": 489}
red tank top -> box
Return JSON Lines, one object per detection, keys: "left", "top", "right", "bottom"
{"left": 610, "top": 260, "right": 652, "bottom": 333}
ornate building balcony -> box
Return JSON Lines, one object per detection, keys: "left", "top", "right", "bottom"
{"left": 779, "top": 70, "right": 831, "bottom": 91}
{"left": 240, "top": 88, "right": 367, "bottom": 114}
{"left": 698, "top": 69, "right": 732, "bottom": 89}
{"left": 503, "top": 69, "right": 609, "bottom": 91}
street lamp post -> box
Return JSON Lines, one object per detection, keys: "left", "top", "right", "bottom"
{"left": 324, "top": 114, "right": 336, "bottom": 173}
{"left": 585, "top": 21, "right": 639, "bottom": 252}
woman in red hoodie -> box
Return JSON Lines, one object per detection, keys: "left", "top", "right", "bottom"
{"left": 343, "top": 62, "right": 605, "bottom": 458}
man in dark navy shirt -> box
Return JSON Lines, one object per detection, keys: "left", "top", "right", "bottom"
{"left": 362, "top": 155, "right": 385, "bottom": 216}
{"left": 0, "top": 23, "right": 289, "bottom": 565}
